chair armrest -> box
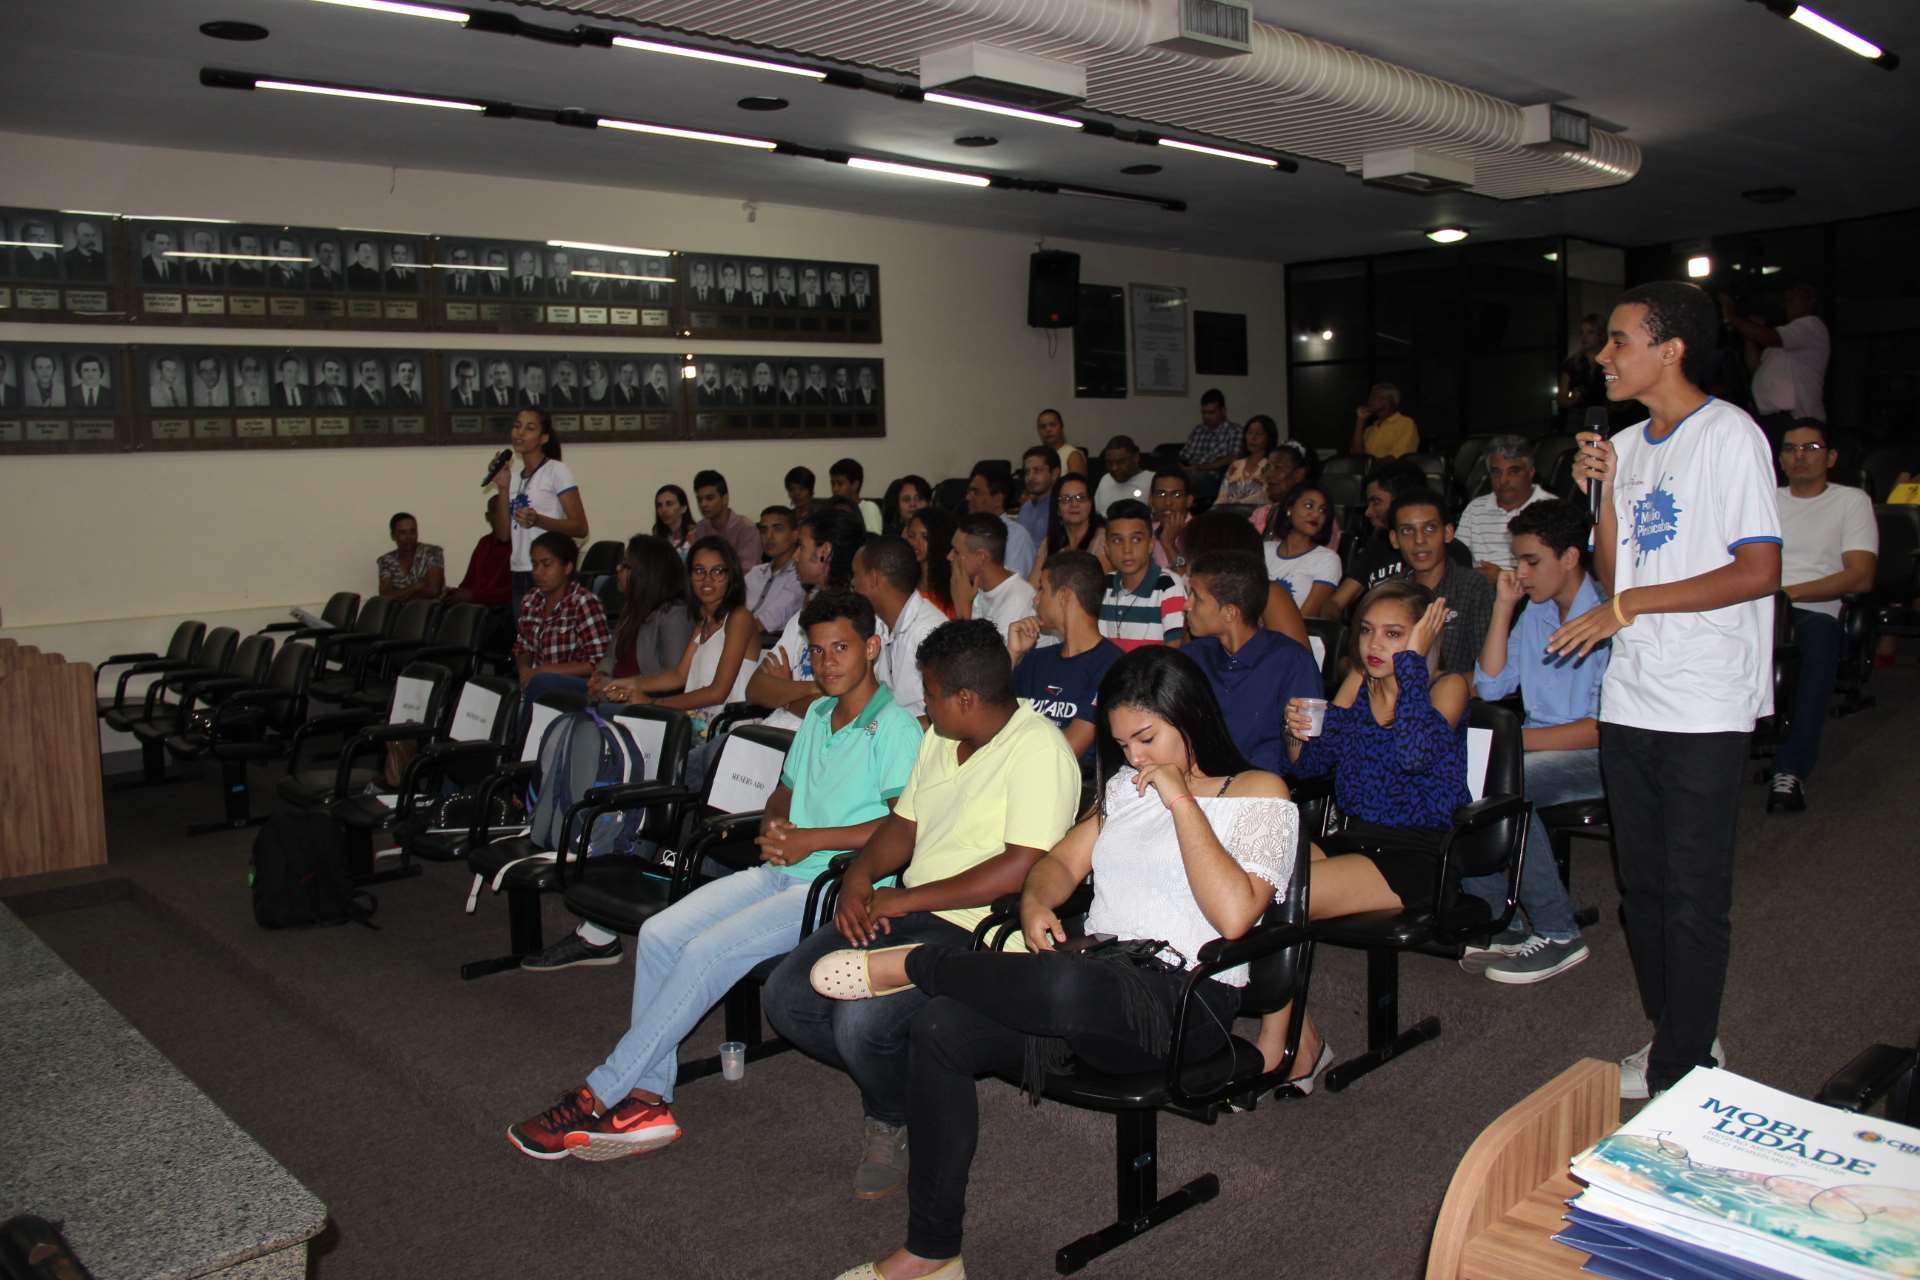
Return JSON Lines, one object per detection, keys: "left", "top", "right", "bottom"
{"left": 255, "top": 621, "right": 303, "bottom": 634}
{"left": 411, "top": 642, "right": 477, "bottom": 670}
{"left": 393, "top": 740, "right": 506, "bottom": 817}
{"left": 707, "top": 702, "right": 774, "bottom": 742}
{"left": 803, "top": 854, "right": 855, "bottom": 937}
{"left": 1816, "top": 1044, "right": 1916, "bottom": 1114}
{"left": 283, "top": 707, "right": 379, "bottom": 774}
{"left": 670, "top": 809, "right": 769, "bottom": 893}
{"left": 96, "top": 651, "right": 159, "bottom": 693}
{"left": 208, "top": 687, "right": 296, "bottom": 737}
{"left": 581, "top": 781, "right": 695, "bottom": 809}
{"left": 1167, "top": 919, "right": 1313, "bottom": 1108}
{"left": 464, "top": 761, "right": 539, "bottom": 845}
{"left": 1193, "top": 922, "right": 1310, "bottom": 973}
{"left": 1448, "top": 793, "right": 1529, "bottom": 834}
{"left": 110, "top": 657, "right": 191, "bottom": 712}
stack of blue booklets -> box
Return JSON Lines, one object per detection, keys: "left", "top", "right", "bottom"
{"left": 1559, "top": 1068, "right": 1919, "bottom": 1279}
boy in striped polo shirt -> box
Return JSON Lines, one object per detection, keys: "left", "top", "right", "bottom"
{"left": 1098, "top": 499, "right": 1186, "bottom": 650}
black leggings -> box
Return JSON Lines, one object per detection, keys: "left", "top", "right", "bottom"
{"left": 900, "top": 945, "right": 1241, "bottom": 1260}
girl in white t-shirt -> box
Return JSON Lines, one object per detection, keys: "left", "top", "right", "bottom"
{"left": 492, "top": 410, "right": 589, "bottom": 616}
{"left": 1263, "top": 482, "right": 1343, "bottom": 618}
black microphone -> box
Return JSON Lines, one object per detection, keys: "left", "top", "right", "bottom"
{"left": 1580, "top": 407, "right": 1609, "bottom": 522}
{"left": 481, "top": 448, "right": 512, "bottom": 490}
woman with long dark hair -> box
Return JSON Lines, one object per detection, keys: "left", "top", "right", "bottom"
{"left": 1218, "top": 414, "right": 1281, "bottom": 509}
{"left": 652, "top": 484, "right": 696, "bottom": 559}
{"left": 613, "top": 536, "right": 759, "bottom": 730}
{"left": 1263, "top": 482, "right": 1342, "bottom": 618}
{"left": 590, "top": 534, "right": 695, "bottom": 702}
{"left": 904, "top": 506, "right": 959, "bottom": 618}
{"left": 1030, "top": 469, "right": 1110, "bottom": 581}
{"left": 884, "top": 474, "right": 932, "bottom": 536}
{"left": 811, "top": 647, "right": 1296, "bottom": 1280}
{"left": 492, "top": 409, "right": 590, "bottom": 617}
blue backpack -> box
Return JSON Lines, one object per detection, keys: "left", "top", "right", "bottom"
{"left": 526, "top": 709, "right": 647, "bottom": 858}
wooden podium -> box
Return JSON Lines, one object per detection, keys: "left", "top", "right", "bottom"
{"left": 0, "top": 641, "right": 109, "bottom": 878}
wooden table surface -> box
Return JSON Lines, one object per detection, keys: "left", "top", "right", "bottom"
{"left": 1457, "top": 1172, "right": 1594, "bottom": 1280}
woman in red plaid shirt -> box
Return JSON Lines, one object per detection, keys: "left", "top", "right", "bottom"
{"left": 514, "top": 532, "right": 612, "bottom": 693}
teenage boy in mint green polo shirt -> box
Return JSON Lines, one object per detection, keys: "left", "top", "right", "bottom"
{"left": 508, "top": 587, "right": 922, "bottom": 1163}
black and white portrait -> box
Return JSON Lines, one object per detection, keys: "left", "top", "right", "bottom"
{"left": 61, "top": 218, "right": 108, "bottom": 281}
{"left": 642, "top": 360, "right": 674, "bottom": 407}
{"left": 777, "top": 362, "right": 803, "bottom": 407}
{"left": 574, "top": 255, "right": 612, "bottom": 304}
{"left": 226, "top": 229, "right": 268, "bottom": 288}
{"left": 612, "top": 360, "right": 643, "bottom": 406}
{"left": 447, "top": 357, "right": 482, "bottom": 409}
{"left": 308, "top": 239, "right": 345, "bottom": 291}
{"left": 388, "top": 355, "right": 425, "bottom": 407}
{"left": 771, "top": 263, "right": 797, "bottom": 307}
{"left": 694, "top": 360, "right": 723, "bottom": 406}
{"left": 349, "top": 354, "right": 388, "bottom": 408}
{"left": 743, "top": 262, "right": 771, "bottom": 308}
{"left": 722, "top": 362, "right": 751, "bottom": 405}
{"left": 609, "top": 258, "right": 638, "bottom": 303}
{"left": 307, "top": 354, "right": 350, "bottom": 408}
{"left": 65, "top": 350, "right": 113, "bottom": 410}
{"left": 148, "top": 352, "right": 193, "bottom": 409}
{"left": 346, "top": 239, "right": 383, "bottom": 292}
{"left": 580, "top": 358, "right": 612, "bottom": 407}
{"left": 273, "top": 354, "right": 310, "bottom": 408}
{"left": 479, "top": 246, "right": 512, "bottom": 295}
{"left": 640, "top": 255, "right": 672, "bottom": 304}
{"left": 517, "top": 358, "right": 550, "bottom": 409}
{"left": 512, "top": 248, "right": 543, "bottom": 297}
{"left": 828, "top": 364, "right": 854, "bottom": 406}
{"left": 802, "top": 361, "right": 829, "bottom": 404}
{"left": 550, "top": 358, "right": 579, "bottom": 407}
{"left": 189, "top": 351, "right": 231, "bottom": 408}
{"left": 483, "top": 355, "right": 517, "bottom": 408}
{"left": 797, "top": 265, "right": 822, "bottom": 309}
{"left": 140, "top": 226, "right": 183, "bottom": 286}
{"left": 546, "top": 250, "right": 575, "bottom": 300}
{"left": 440, "top": 243, "right": 482, "bottom": 297}
{"left": 854, "top": 364, "right": 881, "bottom": 406}
{"left": 750, "top": 360, "right": 776, "bottom": 405}
{"left": 0, "top": 349, "right": 15, "bottom": 409}
{"left": 717, "top": 260, "right": 743, "bottom": 306}
{"left": 231, "top": 352, "right": 274, "bottom": 408}
{"left": 22, "top": 351, "right": 64, "bottom": 407}
{"left": 849, "top": 268, "right": 874, "bottom": 312}
{"left": 385, "top": 242, "right": 421, "bottom": 294}
{"left": 12, "top": 218, "right": 62, "bottom": 280}
{"left": 685, "top": 258, "right": 716, "bottom": 306}
{"left": 267, "top": 233, "right": 308, "bottom": 291}
{"left": 824, "top": 268, "right": 847, "bottom": 311}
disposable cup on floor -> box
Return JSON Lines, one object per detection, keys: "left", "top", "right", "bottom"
{"left": 720, "top": 1041, "right": 746, "bottom": 1081}
{"left": 1299, "top": 698, "right": 1328, "bottom": 738}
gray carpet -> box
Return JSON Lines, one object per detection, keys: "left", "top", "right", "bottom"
{"left": 11, "top": 669, "right": 1920, "bottom": 1280}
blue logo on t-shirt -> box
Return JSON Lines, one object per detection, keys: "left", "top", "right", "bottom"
{"left": 1626, "top": 482, "right": 1682, "bottom": 565}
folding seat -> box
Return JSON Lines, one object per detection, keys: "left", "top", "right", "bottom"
{"left": 308, "top": 598, "right": 440, "bottom": 708}
{"left": 274, "top": 661, "right": 453, "bottom": 816}
{"left": 347, "top": 601, "right": 486, "bottom": 708}
{"left": 307, "top": 595, "right": 396, "bottom": 685}
{"left": 126, "top": 632, "right": 274, "bottom": 782}
{"left": 169, "top": 641, "right": 316, "bottom": 835}
{"left": 96, "top": 619, "right": 204, "bottom": 719}
{"left": 257, "top": 591, "right": 360, "bottom": 642}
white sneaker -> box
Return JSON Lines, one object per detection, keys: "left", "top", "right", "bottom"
{"left": 1620, "top": 1037, "right": 1724, "bottom": 1100}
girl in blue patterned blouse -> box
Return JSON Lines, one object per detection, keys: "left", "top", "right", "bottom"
{"left": 1260, "top": 579, "right": 1471, "bottom": 1081}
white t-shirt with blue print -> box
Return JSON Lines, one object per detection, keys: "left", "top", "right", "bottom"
{"left": 1601, "top": 398, "right": 1781, "bottom": 734}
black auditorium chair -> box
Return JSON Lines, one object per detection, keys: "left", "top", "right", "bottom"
{"left": 96, "top": 619, "right": 205, "bottom": 720}
{"left": 173, "top": 640, "right": 316, "bottom": 835}
{"left": 275, "top": 661, "right": 453, "bottom": 818}
{"left": 1532, "top": 434, "right": 1578, "bottom": 500}
{"left": 1750, "top": 590, "right": 1802, "bottom": 777}
{"left": 1302, "top": 617, "right": 1346, "bottom": 696}
{"left": 1452, "top": 435, "right": 1498, "bottom": 508}
{"left": 1403, "top": 451, "right": 1449, "bottom": 497}
{"left": 106, "top": 626, "right": 242, "bottom": 784}
{"left": 330, "top": 674, "right": 521, "bottom": 883}
{"left": 932, "top": 477, "right": 969, "bottom": 514}
{"left": 257, "top": 591, "right": 361, "bottom": 642}
{"left": 578, "top": 539, "right": 623, "bottom": 582}
{"left": 349, "top": 601, "right": 486, "bottom": 708}
{"left": 1307, "top": 701, "right": 1530, "bottom": 1092}
{"left": 309, "top": 598, "right": 440, "bottom": 708}
{"left": 1817, "top": 1031, "right": 1919, "bottom": 1125}
{"left": 126, "top": 632, "right": 274, "bottom": 783}
{"left": 461, "top": 703, "right": 694, "bottom": 980}
{"left": 558, "top": 723, "right": 797, "bottom": 1074}
{"left": 400, "top": 692, "right": 580, "bottom": 867}
{"left": 965, "top": 777, "right": 1327, "bottom": 1275}
{"left": 309, "top": 594, "right": 396, "bottom": 681}
{"left": 1873, "top": 504, "right": 1920, "bottom": 644}
{"left": 102, "top": 625, "right": 233, "bottom": 737}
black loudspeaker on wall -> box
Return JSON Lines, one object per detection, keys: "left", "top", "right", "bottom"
{"left": 1028, "top": 250, "right": 1080, "bottom": 328}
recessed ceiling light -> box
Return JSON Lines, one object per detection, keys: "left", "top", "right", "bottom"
{"left": 200, "top": 20, "right": 269, "bottom": 40}
{"left": 1120, "top": 163, "right": 1163, "bottom": 176}
{"left": 1426, "top": 226, "right": 1469, "bottom": 244}
{"left": 737, "top": 96, "right": 788, "bottom": 112}
{"left": 954, "top": 135, "right": 998, "bottom": 148}
{"left": 1686, "top": 255, "right": 1713, "bottom": 279}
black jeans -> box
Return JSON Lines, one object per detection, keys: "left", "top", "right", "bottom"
{"left": 1600, "top": 724, "right": 1748, "bottom": 1093}
{"left": 900, "top": 946, "right": 1241, "bottom": 1260}
{"left": 1775, "top": 608, "right": 1842, "bottom": 779}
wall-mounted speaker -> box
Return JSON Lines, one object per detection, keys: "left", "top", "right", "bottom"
{"left": 1027, "top": 250, "right": 1080, "bottom": 328}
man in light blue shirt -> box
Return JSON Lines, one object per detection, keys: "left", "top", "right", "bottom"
{"left": 966, "top": 462, "right": 1036, "bottom": 577}
{"left": 1017, "top": 444, "right": 1059, "bottom": 552}
{"left": 1462, "top": 499, "right": 1607, "bottom": 985}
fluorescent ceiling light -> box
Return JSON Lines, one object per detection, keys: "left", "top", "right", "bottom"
{"left": 922, "top": 92, "right": 1082, "bottom": 129}
{"left": 610, "top": 37, "right": 825, "bottom": 80}
{"left": 256, "top": 79, "right": 483, "bottom": 110}
{"left": 307, "top": 0, "right": 469, "bottom": 22}
{"left": 571, "top": 270, "right": 676, "bottom": 283}
{"left": 0, "top": 240, "right": 59, "bottom": 249}
{"left": 546, "top": 239, "right": 672, "bottom": 257}
{"left": 165, "top": 251, "right": 312, "bottom": 262}
{"left": 1686, "top": 255, "right": 1713, "bottom": 278}
{"left": 1786, "top": 5, "right": 1883, "bottom": 58}
{"left": 432, "top": 262, "right": 508, "bottom": 271}
{"left": 597, "top": 118, "right": 776, "bottom": 149}
{"left": 1543, "top": 251, "right": 1560, "bottom": 262}
{"left": 1761, "top": 265, "right": 1783, "bottom": 275}
{"left": 126, "top": 214, "right": 237, "bottom": 223}
{"left": 60, "top": 209, "right": 122, "bottom": 217}
{"left": 1426, "top": 226, "right": 1469, "bottom": 244}
{"left": 1156, "top": 138, "right": 1278, "bottom": 168}
{"left": 847, "top": 157, "right": 991, "bottom": 187}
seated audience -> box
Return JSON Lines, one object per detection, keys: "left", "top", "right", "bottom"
{"left": 1249, "top": 440, "right": 1311, "bottom": 536}
{"left": 1327, "top": 460, "right": 1472, "bottom": 616}
{"left": 1770, "top": 420, "right": 1878, "bottom": 813}
{"left": 813, "top": 645, "right": 1293, "bottom": 1280}
{"left": 854, "top": 534, "right": 944, "bottom": 723}
{"left": 1035, "top": 407, "right": 1086, "bottom": 476}
{"left": 588, "top": 535, "right": 695, "bottom": 704}
{"left": 1183, "top": 550, "right": 1322, "bottom": 778}
{"left": 611, "top": 536, "right": 760, "bottom": 733}
{"left": 508, "top": 588, "right": 923, "bottom": 1161}
{"left": 1350, "top": 381, "right": 1419, "bottom": 459}
{"left": 1463, "top": 499, "right": 1603, "bottom": 984}
{"left": 1007, "top": 550, "right": 1124, "bottom": 766}
{"left": 951, "top": 513, "right": 1035, "bottom": 640}
{"left": 1093, "top": 434, "right": 1154, "bottom": 517}
{"left": 1182, "top": 510, "right": 1310, "bottom": 648}
{"left": 1270, "top": 579, "right": 1469, "bottom": 1078}
{"left": 1263, "top": 483, "right": 1342, "bottom": 618}
{"left": 379, "top": 511, "right": 446, "bottom": 601}
{"left": 691, "top": 469, "right": 763, "bottom": 568}
{"left": 1390, "top": 489, "right": 1494, "bottom": 676}
{"left": 1455, "top": 435, "right": 1551, "bottom": 578}
{"left": 1218, "top": 414, "right": 1282, "bottom": 509}
{"left": 1017, "top": 445, "right": 1059, "bottom": 551}
{"left": 1149, "top": 464, "right": 1193, "bottom": 573}
{"left": 744, "top": 505, "right": 805, "bottom": 633}
{"left": 785, "top": 465, "right": 816, "bottom": 521}
{"left": 885, "top": 474, "right": 931, "bottom": 537}
{"left": 964, "top": 462, "right": 1036, "bottom": 578}
{"left": 1099, "top": 500, "right": 1186, "bottom": 650}
{"left": 765, "top": 620, "right": 1079, "bottom": 1201}
{"left": 1178, "top": 387, "right": 1240, "bottom": 505}
{"left": 904, "top": 506, "right": 959, "bottom": 619}
{"left": 653, "top": 483, "right": 695, "bottom": 559}
{"left": 1031, "top": 470, "right": 1110, "bottom": 580}
{"left": 515, "top": 533, "right": 611, "bottom": 697}
{"left": 444, "top": 495, "right": 511, "bottom": 608}
{"left": 748, "top": 508, "right": 871, "bottom": 730}
{"left": 831, "top": 457, "right": 885, "bottom": 534}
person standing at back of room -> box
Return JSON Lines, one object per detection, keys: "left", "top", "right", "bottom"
{"left": 493, "top": 409, "right": 590, "bottom": 619}
{"left": 1550, "top": 280, "right": 1782, "bottom": 1102}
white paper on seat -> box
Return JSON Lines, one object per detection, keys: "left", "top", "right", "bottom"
{"left": 621, "top": 714, "right": 667, "bottom": 782}
{"left": 1309, "top": 636, "right": 1326, "bottom": 670}
{"left": 1467, "top": 726, "right": 1492, "bottom": 802}
{"left": 390, "top": 675, "right": 433, "bottom": 724}
{"left": 451, "top": 684, "right": 502, "bottom": 743}
{"left": 705, "top": 737, "right": 787, "bottom": 815}
{"left": 520, "top": 702, "right": 563, "bottom": 762}
{"left": 292, "top": 606, "right": 333, "bottom": 631}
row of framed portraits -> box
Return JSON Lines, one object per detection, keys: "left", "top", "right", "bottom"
{"left": 0, "top": 206, "right": 882, "bottom": 342}
{"left": 0, "top": 342, "right": 887, "bottom": 454}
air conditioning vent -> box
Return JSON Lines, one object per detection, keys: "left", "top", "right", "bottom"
{"left": 1358, "top": 146, "right": 1475, "bottom": 195}
{"left": 919, "top": 44, "right": 1087, "bottom": 112}
{"left": 1146, "top": 0, "right": 1253, "bottom": 57}
{"left": 1519, "top": 103, "right": 1592, "bottom": 153}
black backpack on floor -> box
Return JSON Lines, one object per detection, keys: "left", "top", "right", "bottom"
{"left": 250, "top": 810, "right": 377, "bottom": 928}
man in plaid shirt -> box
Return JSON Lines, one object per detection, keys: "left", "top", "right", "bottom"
{"left": 1179, "top": 387, "right": 1240, "bottom": 506}
{"left": 515, "top": 532, "right": 612, "bottom": 691}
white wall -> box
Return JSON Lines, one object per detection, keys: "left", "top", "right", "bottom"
{"left": 0, "top": 130, "right": 1287, "bottom": 662}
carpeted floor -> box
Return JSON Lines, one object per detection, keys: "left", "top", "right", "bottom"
{"left": 11, "top": 669, "right": 1919, "bottom": 1280}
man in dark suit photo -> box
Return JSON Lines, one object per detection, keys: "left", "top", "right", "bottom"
{"left": 273, "top": 356, "right": 309, "bottom": 408}
{"left": 190, "top": 354, "right": 228, "bottom": 408}
{"left": 723, "top": 364, "right": 750, "bottom": 405}
{"left": 695, "top": 361, "right": 723, "bottom": 407}
{"left": 517, "top": 361, "right": 548, "bottom": 409}
{"left": 547, "top": 250, "right": 574, "bottom": 299}
{"left": 63, "top": 220, "right": 108, "bottom": 279}
{"left": 824, "top": 268, "right": 847, "bottom": 310}
{"left": 850, "top": 268, "right": 873, "bottom": 311}
{"left": 641, "top": 256, "right": 671, "bottom": 304}
{"left": 228, "top": 231, "right": 266, "bottom": 288}
{"left": 314, "top": 357, "right": 350, "bottom": 407}
{"left": 390, "top": 357, "right": 425, "bottom": 407}
{"left": 798, "top": 266, "right": 822, "bottom": 309}
{"left": 772, "top": 263, "right": 797, "bottom": 307}
{"left": 15, "top": 219, "right": 62, "bottom": 279}
{"left": 613, "top": 361, "right": 642, "bottom": 405}
{"left": 234, "top": 354, "right": 272, "bottom": 408}
{"left": 803, "top": 362, "right": 829, "bottom": 404}
{"left": 25, "top": 353, "right": 66, "bottom": 408}
{"left": 270, "top": 235, "right": 307, "bottom": 290}
{"left": 751, "top": 361, "right": 777, "bottom": 405}
{"left": 550, "top": 360, "right": 579, "bottom": 407}
{"left": 687, "top": 259, "right": 714, "bottom": 305}
{"left": 142, "top": 229, "right": 179, "bottom": 284}
{"left": 150, "top": 356, "right": 191, "bottom": 408}
{"left": 513, "top": 249, "right": 542, "bottom": 297}
{"left": 719, "top": 261, "right": 742, "bottom": 306}
{"left": 351, "top": 357, "right": 388, "bottom": 408}
{"left": 385, "top": 242, "right": 420, "bottom": 293}
{"left": 449, "top": 358, "right": 481, "bottom": 409}
{"left": 610, "top": 257, "right": 638, "bottom": 303}
{"left": 745, "top": 262, "right": 770, "bottom": 307}
{"left": 309, "top": 240, "right": 343, "bottom": 291}
{"left": 347, "top": 240, "right": 382, "bottom": 291}
{"left": 444, "top": 245, "right": 479, "bottom": 296}
{"left": 486, "top": 359, "right": 516, "bottom": 408}
{"left": 643, "top": 362, "right": 673, "bottom": 407}
{"left": 830, "top": 365, "right": 853, "bottom": 406}
{"left": 180, "top": 228, "right": 225, "bottom": 287}
{"left": 577, "top": 255, "right": 608, "bottom": 303}
{"left": 856, "top": 365, "right": 880, "bottom": 406}
{"left": 70, "top": 353, "right": 113, "bottom": 409}
{"left": 483, "top": 247, "right": 511, "bottom": 294}
{"left": 778, "top": 364, "right": 803, "bottom": 406}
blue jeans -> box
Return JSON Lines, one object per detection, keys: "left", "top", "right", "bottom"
{"left": 1775, "top": 608, "right": 1841, "bottom": 779}
{"left": 763, "top": 910, "right": 970, "bottom": 1126}
{"left": 584, "top": 864, "right": 808, "bottom": 1106}
{"left": 1462, "top": 747, "right": 1599, "bottom": 942}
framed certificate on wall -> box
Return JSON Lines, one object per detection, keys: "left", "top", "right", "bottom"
{"left": 1128, "top": 283, "right": 1189, "bottom": 397}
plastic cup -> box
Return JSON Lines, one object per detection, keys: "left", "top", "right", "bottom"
{"left": 719, "top": 1041, "right": 747, "bottom": 1081}
{"left": 1298, "top": 698, "right": 1328, "bottom": 739}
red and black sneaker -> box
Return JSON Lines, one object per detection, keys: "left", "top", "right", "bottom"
{"left": 507, "top": 1086, "right": 681, "bottom": 1162}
